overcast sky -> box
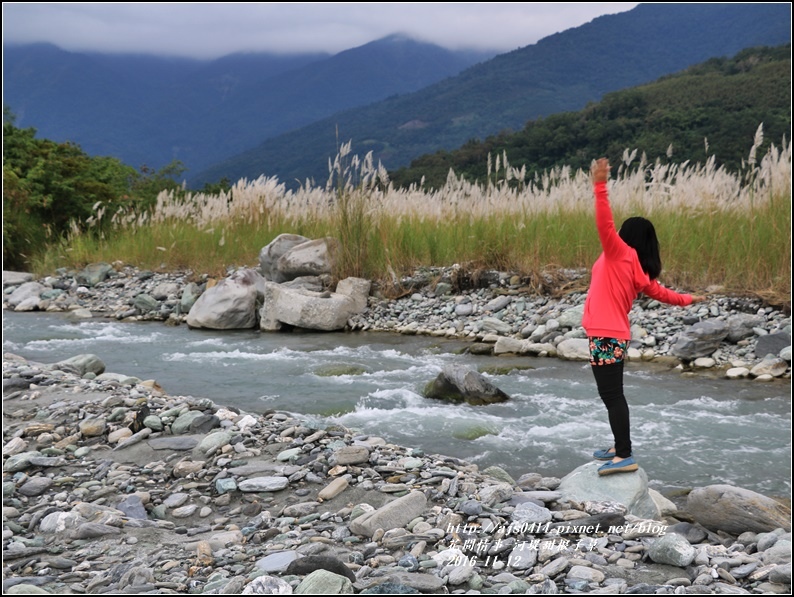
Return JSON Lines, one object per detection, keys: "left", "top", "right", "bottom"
{"left": 3, "top": 2, "right": 640, "bottom": 59}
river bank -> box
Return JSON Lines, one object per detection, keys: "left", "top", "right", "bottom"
{"left": 2, "top": 350, "right": 792, "bottom": 595}
{"left": 2, "top": 265, "right": 792, "bottom": 382}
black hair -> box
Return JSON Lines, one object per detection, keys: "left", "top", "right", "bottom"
{"left": 619, "top": 216, "right": 662, "bottom": 279}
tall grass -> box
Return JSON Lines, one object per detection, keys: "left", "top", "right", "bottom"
{"left": 34, "top": 133, "right": 791, "bottom": 303}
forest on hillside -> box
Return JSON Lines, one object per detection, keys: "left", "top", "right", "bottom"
{"left": 390, "top": 45, "right": 791, "bottom": 189}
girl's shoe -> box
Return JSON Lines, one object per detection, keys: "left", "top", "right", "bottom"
{"left": 598, "top": 457, "right": 638, "bottom": 476}
{"left": 593, "top": 448, "right": 616, "bottom": 461}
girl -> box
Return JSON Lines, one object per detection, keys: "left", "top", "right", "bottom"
{"left": 582, "top": 158, "right": 706, "bottom": 476}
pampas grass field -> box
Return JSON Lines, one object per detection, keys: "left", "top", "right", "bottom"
{"left": 35, "top": 134, "right": 791, "bottom": 304}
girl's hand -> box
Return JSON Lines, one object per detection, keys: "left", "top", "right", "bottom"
{"left": 591, "top": 158, "right": 610, "bottom": 183}
{"left": 690, "top": 295, "right": 708, "bottom": 304}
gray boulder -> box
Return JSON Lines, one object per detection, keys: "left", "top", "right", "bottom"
{"left": 6, "top": 282, "right": 47, "bottom": 310}
{"left": 276, "top": 237, "right": 335, "bottom": 282}
{"left": 686, "top": 485, "right": 791, "bottom": 534}
{"left": 558, "top": 305, "right": 585, "bottom": 329}
{"left": 726, "top": 314, "right": 764, "bottom": 343}
{"left": 2, "top": 271, "right": 35, "bottom": 288}
{"left": 259, "top": 277, "right": 369, "bottom": 332}
{"left": 671, "top": 320, "right": 729, "bottom": 360}
{"left": 151, "top": 282, "right": 180, "bottom": 301}
{"left": 295, "top": 570, "right": 353, "bottom": 595}
{"left": 180, "top": 282, "right": 201, "bottom": 313}
{"left": 132, "top": 293, "right": 159, "bottom": 314}
{"left": 259, "top": 233, "right": 311, "bottom": 281}
{"left": 52, "top": 354, "right": 106, "bottom": 376}
{"left": 423, "top": 365, "right": 510, "bottom": 405}
{"left": 647, "top": 533, "right": 696, "bottom": 567}
{"left": 557, "top": 461, "right": 660, "bottom": 519}
{"left": 556, "top": 338, "right": 590, "bottom": 361}
{"left": 755, "top": 333, "right": 791, "bottom": 360}
{"left": 750, "top": 355, "right": 788, "bottom": 378}
{"left": 74, "top": 262, "right": 114, "bottom": 287}
{"left": 186, "top": 269, "right": 265, "bottom": 329}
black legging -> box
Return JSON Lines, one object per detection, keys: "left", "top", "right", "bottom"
{"left": 591, "top": 362, "right": 632, "bottom": 458}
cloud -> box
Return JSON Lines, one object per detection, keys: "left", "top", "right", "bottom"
{"left": 2, "top": 3, "right": 639, "bottom": 58}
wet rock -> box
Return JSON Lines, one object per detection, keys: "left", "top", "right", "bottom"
{"left": 423, "top": 365, "right": 510, "bottom": 405}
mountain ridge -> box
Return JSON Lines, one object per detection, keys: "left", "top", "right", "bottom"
{"left": 191, "top": 3, "right": 791, "bottom": 188}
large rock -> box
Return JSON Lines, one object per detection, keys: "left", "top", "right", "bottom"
{"left": 295, "top": 570, "right": 353, "bottom": 594}
{"left": 556, "top": 338, "right": 590, "bottom": 361}
{"left": 186, "top": 269, "right": 265, "bottom": 329}
{"left": 557, "top": 462, "right": 660, "bottom": 519}
{"left": 74, "top": 262, "right": 114, "bottom": 287}
{"left": 2, "top": 271, "right": 35, "bottom": 288}
{"left": 423, "top": 365, "right": 510, "bottom": 405}
{"left": 336, "top": 277, "right": 371, "bottom": 312}
{"left": 647, "top": 533, "right": 696, "bottom": 567}
{"left": 726, "top": 314, "right": 765, "bottom": 343}
{"left": 180, "top": 282, "right": 201, "bottom": 313}
{"left": 276, "top": 237, "right": 335, "bottom": 282}
{"left": 259, "top": 278, "right": 369, "bottom": 332}
{"left": 750, "top": 355, "right": 788, "bottom": 378}
{"left": 686, "top": 485, "right": 791, "bottom": 534}
{"left": 6, "top": 282, "right": 46, "bottom": 310}
{"left": 259, "top": 233, "right": 312, "bottom": 281}
{"left": 671, "top": 320, "right": 729, "bottom": 360}
{"left": 755, "top": 333, "right": 791, "bottom": 359}
{"left": 349, "top": 491, "right": 427, "bottom": 538}
{"left": 558, "top": 305, "right": 585, "bottom": 329}
{"left": 53, "top": 354, "right": 106, "bottom": 376}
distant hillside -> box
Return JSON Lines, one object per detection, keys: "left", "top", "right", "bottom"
{"left": 391, "top": 45, "right": 792, "bottom": 188}
{"left": 3, "top": 36, "right": 494, "bottom": 173}
{"left": 192, "top": 3, "right": 791, "bottom": 189}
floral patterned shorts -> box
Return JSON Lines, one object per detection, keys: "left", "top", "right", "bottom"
{"left": 588, "top": 337, "right": 628, "bottom": 366}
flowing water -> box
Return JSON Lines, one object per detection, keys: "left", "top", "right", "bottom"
{"left": 3, "top": 311, "right": 790, "bottom": 498}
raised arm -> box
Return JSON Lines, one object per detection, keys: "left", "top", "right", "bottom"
{"left": 590, "top": 158, "right": 625, "bottom": 259}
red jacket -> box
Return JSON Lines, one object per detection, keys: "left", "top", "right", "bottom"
{"left": 582, "top": 181, "right": 692, "bottom": 340}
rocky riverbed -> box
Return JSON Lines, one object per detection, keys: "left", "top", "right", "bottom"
{"left": 2, "top": 265, "right": 792, "bottom": 594}
{"left": 2, "top": 350, "right": 792, "bottom": 595}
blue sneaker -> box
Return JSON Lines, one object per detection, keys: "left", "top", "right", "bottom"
{"left": 593, "top": 448, "right": 616, "bottom": 461}
{"left": 598, "top": 456, "right": 638, "bottom": 476}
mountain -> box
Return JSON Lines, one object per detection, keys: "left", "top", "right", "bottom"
{"left": 191, "top": 3, "right": 792, "bottom": 188}
{"left": 2, "top": 37, "right": 494, "bottom": 173}
{"left": 390, "top": 45, "right": 792, "bottom": 188}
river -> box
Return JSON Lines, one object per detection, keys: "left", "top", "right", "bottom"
{"left": 3, "top": 311, "right": 790, "bottom": 498}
